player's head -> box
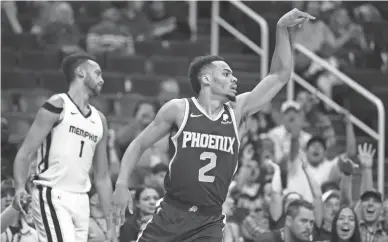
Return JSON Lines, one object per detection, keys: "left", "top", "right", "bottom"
{"left": 61, "top": 53, "right": 104, "bottom": 96}
{"left": 188, "top": 55, "right": 238, "bottom": 102}
{"left": 285, "top": 199, "right": 315, "bottom": 242}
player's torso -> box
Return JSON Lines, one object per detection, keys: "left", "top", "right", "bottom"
{"left": 165, "top": 97, "right": 239, "bottom": 208}
{"left": 33, "top": 93, "right": 103, "bottom": 193}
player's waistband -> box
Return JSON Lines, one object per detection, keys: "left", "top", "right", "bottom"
{"left": 164, "top": 194, "right": 222, "bottom": 216}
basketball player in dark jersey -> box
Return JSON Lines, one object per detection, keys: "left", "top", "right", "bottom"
{"left": 113, "top": 9, "right": 315, "bottom": 241}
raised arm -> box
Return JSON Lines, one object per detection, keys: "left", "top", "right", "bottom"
{"left": 93, "top": 111, "right": 114, "bottom": 240}
{"left": 235, "top": 9, "right": 314, "bottom": 119}
{"left": 13, "top": 95, "right": 63, "bottom": 212}
{"left": 112, "top": 99, "right": 183, "bottom": 225}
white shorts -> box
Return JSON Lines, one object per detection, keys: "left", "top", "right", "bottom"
{"left": 32, "top": 185, "right": 90, "bottom": 242}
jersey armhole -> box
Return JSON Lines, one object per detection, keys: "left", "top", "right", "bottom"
{"left": 170, "top": 99, "right": 189, "bottom": 141}
{"left": 53, "top": 94, "right": 67, "bottom": 127}
{"left": 225, "top": 103, "right": 240, "bottom": 148}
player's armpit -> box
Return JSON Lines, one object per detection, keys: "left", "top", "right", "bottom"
{"left": 93, "top": 111, "right": 110, "bottom": 178}
{"left": 13, "top": 95, "right": 63, "bottom": 189}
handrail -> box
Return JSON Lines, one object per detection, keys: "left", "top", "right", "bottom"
{"left": 291, "top": 43, "right": 386, "bottom": 196}
{"left": 210, "top": 0, "right": 269, "bottom": 80}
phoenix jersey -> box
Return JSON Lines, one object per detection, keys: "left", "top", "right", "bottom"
{"left": 33, "top": 93, "right": 103, "bottom": 193}
{"left": 164, "top": 97, "right": 240, "bottom": 210}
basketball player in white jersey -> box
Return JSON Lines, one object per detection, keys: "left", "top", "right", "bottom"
{"left": 13, "top": 53, "right": 115, "bottom": 242}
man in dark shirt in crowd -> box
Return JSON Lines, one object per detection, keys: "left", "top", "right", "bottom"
{"left": 256, "top": 199, "right": 315, "bottom": 242}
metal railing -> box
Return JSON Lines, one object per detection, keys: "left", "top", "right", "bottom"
{"left": 190, "top": 0, "right": 386, "bottom": 196}
{"left": 291, "top": 44, "right": 385, "bottom": 196}
{"left": 210, "top": 0, "right": 269, "bottom": 80}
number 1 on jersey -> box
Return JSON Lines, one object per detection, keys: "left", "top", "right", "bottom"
{"left": 79, "top": 140, "right": 85, "bottom": 157}
{"left": 198, "top": 152, "right": 217, "bottom": 182}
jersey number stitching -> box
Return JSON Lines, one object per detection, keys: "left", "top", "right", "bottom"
{"left": 79, "top": 140, "right": 85, "bottom": 157}
{"left": 198, "top": 152, "right": 217, "bottom": 182}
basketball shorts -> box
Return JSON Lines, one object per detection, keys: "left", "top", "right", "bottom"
{"left": 137, "top": 196, "right": 225, "bottom": 242}
{"left": 32, "top": 185, "right": 90, "bottom": 242}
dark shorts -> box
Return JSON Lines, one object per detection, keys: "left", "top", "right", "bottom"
{"left": 137, "top": 198, "right": 225, "bottom": 242}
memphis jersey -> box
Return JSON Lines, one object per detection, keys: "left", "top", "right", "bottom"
{"left": 165, "top": 97, "right": 240, "bottom": 209}
{"left": 33, "top": 94, "right": 103, "bottom": 193}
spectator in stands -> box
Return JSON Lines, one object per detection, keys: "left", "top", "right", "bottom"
{"left": 119, "top": 186, "right": 159, "bottom": 242}
{"left": 116, "top": 99, "right": 158, "bottom": 157}
{"left": 222, "top": 196, "right": 241, "bottom": 242}
{"left": 37, "top": 2, "right": 82, "bottom": 54}
{"left": 268, "top": 100, "right": 312, "bottom": 163}
{"left": 88, "top": 190, "right": 110, "bottom": 242}
{"left": 383, "top": 199, "right": 388, "bottom": 233}
{"left": 1, "top": 118, "right": 17, "bottom": 182}
{"left": 144, "top": 1, "right": 192, "bottom": 40}
{"left": 296, "top": 91, "right": 336, "bottom": 148}
{"left": 294, "top": 2, "right": 361, "bottom": 76}
{"left": 255, "top": 199, "right": 315, "bottom": 242}
{"left": 268, "top": 157, "right": 322, "bottom": 230}
{"left": 330, "top": 206, "right": 362, "bottom": 242}
{"left": 87, "top": 8, "right": 135, "bottom": 56}
{"left": 143, "top": 163, "right": 168, "bottom": 197}
{"left": 158, "top": 78, "right": 180, "bottom": 106}
{"left": 0, "top": 180, "right": 38, "bottom": 242}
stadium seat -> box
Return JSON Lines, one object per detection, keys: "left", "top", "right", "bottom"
{"left": 167, "top": 41, "right": 208, "bottom": 57}
{"left": 150, "top": 56, "right": 189, "bottom": 76}
{"left": 15, "top": 33, "right": 40, "bottom": 50}
{"left": 106, "top": 55, "right": 148, "bottom": 74}
{"left": 38, "top": 71, "right": 68, "bottom": 93}
{"left": 90, "top": 96, "right": 114, "bottom": 116}
{"left": 101, "top": 72, "right": 126, "bottom": 94}
{"left": 1, "top": 49, "right": 18, "bottom": 69}
{"left": 19, "top": 51, "right": 61, "bottom": 70}
{"left": 126, "top": 75, "right": 164, "bottom": 96}
{"left": 135, "top": 40, "right": 169, "bottom": 56}
{"left": 18, "top": 92, "right": 50, "bottom": 114}
{"left": 113, "top": 94, "right": 149, "bottom": 117}
{"left": 1, "top": 69, "right": 40, "bottom": 89}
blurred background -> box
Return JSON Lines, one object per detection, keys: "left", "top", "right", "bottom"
{"left": 1, "top": 1, "right": 388, "bottom": 241}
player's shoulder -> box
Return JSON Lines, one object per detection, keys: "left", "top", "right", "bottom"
{"left": 46, "top": 94, "right": 65, "bottom": 109}
{"left": 159, "top": 98, "right": 186, "bottom": 117}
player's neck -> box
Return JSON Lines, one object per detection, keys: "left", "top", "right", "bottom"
{"left": 67, "top": 86, "right": 91, "bottom": 110}
{"left": 196, "top": 94, "right": 225, "bottom": 116}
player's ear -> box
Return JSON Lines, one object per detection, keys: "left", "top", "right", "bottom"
{"left": 285, "top": 215, "right": 292, "bottom": 227}
{"left": 76, "top": 67, "right": 85, "bottom": 79}
{"left": 200, "top": 74, "right": 211, "bottom": 86}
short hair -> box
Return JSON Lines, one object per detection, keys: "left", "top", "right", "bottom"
{"left": 286, "top": 199, "right": 314, "bottom": 218}
{"left": 188, "top": 55, "right": 224, "bottom": 94}
{"left": 61, "top": 53, "right": 96, "bottom": 83}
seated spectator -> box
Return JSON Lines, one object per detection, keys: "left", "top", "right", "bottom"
{"left": 143, "top": 163, "right": 168, "bottom": 197}
{"left": 144, "top": 1, "right": 192, "bottom": 40}
{"left": 87, "top": 8, "right": 135, "bottom": 56}
{"left": 0, "top": 180, "right": 38, "bottom": 242}
{"left": 330, "top": 206, "right": 362, "bottom": 242}
{"left": 158, "top": 78, "right": 180, "bottom": 106}
{"left": 88, "top": 191, "right": 109, "bottom": 242}
{"left": 37, "top": 2, "right": 82, "bottom": 54}
{"left": 1, "top": 118, "right": 17, "bottom": 181}
{"left": 383, "top": 199, "right": 388, "bottom": 233}
{"left": 119, "top": 186, "right": 159, "bottom": 242}
{"left": 222, "top": 196, "right": 241, "bottom": 242}
{"left": 113, "top": 1, "right": 154, "bottom": 41}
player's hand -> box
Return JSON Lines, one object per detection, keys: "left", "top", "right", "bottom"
{"left": 13, "top": 188, "right": 31, "bottom": 216}
{"left": 278, "top": 8, "right": 315, "bottom": 27}
{"left": 112, "top": 183, "right": 133, "bottom": 227}
{"left": 338, "top": 154, "right": 359, "bottom": 175}
{"left": 358, "top": 143, "right": 376, "bottom": 169}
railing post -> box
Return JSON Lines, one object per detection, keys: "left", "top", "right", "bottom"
{"left": 211, "top": 0, "right": 220, "bottom": 55}
{"left": 377, "top": 103, "right": 386, "bottom": 197}
{"left": 188, "top": 0, "right": 198, "bottom": 42}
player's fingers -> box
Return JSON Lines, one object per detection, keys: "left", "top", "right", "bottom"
{"left": 371, "top": 148, "right": 376, "bottom": 158}
{"left": 358, "top": 144, "right": 362, "bottom": 155}
{"left": 295, "top": 9, "right": 315, "bottom": 20}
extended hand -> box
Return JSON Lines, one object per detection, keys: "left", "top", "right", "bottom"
{"left": 112, "top": 183, "right": 133, "bottom": 227}
{"left": 358, "top": 143, "right": 376, "bottom": 169}
{"left": 278, "top": 8, "right": 315, "bottom": 27}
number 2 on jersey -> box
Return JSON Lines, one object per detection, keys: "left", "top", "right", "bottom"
{"left": 198, "top": 152, "right": 217, "bottom": 182}
{"left": 79, "top": 140, "right": 85, "bottom": 157}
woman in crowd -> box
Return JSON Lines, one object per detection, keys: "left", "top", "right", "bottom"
{"left": 330, "top": 206, "right": 361, "bottom": 242}
{"left": 119, "top": 186, "right": 159, "bottom": 242}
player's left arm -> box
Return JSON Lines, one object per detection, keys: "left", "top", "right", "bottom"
{"left": 93, "top": 111, "right": 114, "bottom": 228}
{"left": 235, "top": 25, "right": 293, "bottom": 121}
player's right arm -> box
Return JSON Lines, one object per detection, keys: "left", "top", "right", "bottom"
{"left": 112, "top": 99, "right": 183, "bottom": 225}
{"left": 13, "top": 95, "right": 63, "bottom": 210}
